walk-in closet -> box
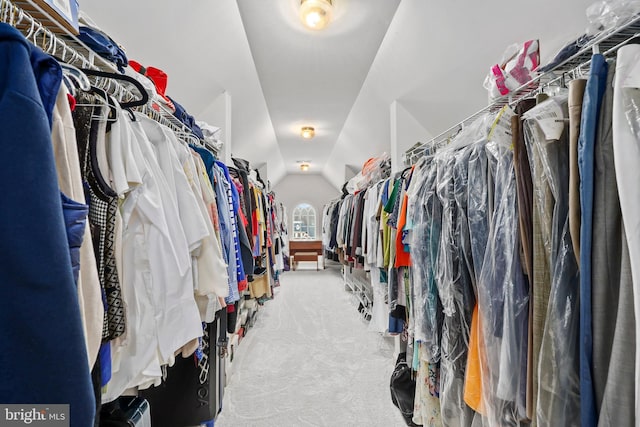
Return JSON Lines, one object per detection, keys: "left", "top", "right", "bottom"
{"left": 2, "top": 0, "right": 640, "bottom": 426}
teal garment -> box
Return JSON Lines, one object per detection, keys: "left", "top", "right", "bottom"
{"left": 384, "top": 178, "right": 401, "bottom": 214}
{"left": 409, "top": 157, "right": 443, "bottom": 362}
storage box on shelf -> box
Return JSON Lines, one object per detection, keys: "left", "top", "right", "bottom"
{"left": 13, "top": 0, "right": 79, "bottom": 34}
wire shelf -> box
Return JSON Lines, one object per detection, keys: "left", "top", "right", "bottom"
{"left": 1, "top": 0, "right": 217, "bottom": 153}
{"left": 343, "top": 266, "right": 373, "bottom": 320}
{"left": 404, "top": 13, "right": 640, "bottom": 166}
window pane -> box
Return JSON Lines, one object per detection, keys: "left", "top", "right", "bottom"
{"left": 292, "top": 203, "right": 316, "bottom": 240}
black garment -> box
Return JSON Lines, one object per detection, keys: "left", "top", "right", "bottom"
{"left": 238, "top": 218, "right": 255, "bottom": 276}
{"left": 350, "top": 191, "right": 367, "bottom": 262}
{"left": 232, "top": 157, "right": 251, "bottom": 172}
{"left": 538, "top": 34, "right": 593, "bottom": 73}
{"left": 229, "top": 164, "right": 254, "bottom": 240}
{"left": 73, "top": 97, "right": 125, "bottom": 341}
{"left": 75, "top": 97, "right": 125, "bottom": 427}
{"left": 329, "top": 201, "right": 341, "bottom": 250}
{"left": 513, "top": 99, "right": 537, "bottom": 281}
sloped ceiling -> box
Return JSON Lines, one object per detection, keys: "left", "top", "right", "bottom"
{"left": 236, "top": 0, "right": 400, "bottom": 177}
{"left": 81, "top": 0, "right": 597, "bottom": 189}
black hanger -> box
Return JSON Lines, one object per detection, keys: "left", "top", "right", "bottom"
{"left": 86, "top": 86, "right": 119, "bottom": 131}
{"left": 79, "top": 68, "right": 149, "bottom": 108}
{"left": 124, "top": 108, "right": 137, "bottom": 122}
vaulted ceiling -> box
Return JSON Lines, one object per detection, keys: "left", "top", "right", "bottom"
{"left": 81, "top": 0, "right": 596, "bottom": 189}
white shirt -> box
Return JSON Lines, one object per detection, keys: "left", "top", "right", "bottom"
{"left": 103, "top": 110, "right": 203, "bottom": 402}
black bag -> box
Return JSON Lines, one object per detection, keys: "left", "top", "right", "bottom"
{"left": 390, "top": 352, "right": 419, "bottom": 427}
{"left": 100, "top": 396, "right": 150, "bottom": 426}
{"left": 231, "top": 157, "right": 251, "bottom": 172}
{"left": 139, "top": 311, "right": 225, "bottom": 426}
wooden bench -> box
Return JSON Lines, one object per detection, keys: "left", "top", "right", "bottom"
{"left": 289, "top": 240, "right": 324, "bottom": 271}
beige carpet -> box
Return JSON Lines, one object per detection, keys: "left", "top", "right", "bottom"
{"left": 216, "top": 264, "right": 406, "bottom": 427}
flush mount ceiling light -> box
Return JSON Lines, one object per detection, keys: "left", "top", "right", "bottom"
{"left": 297, "top": 160, "right": 312, "bottom": 171}
{"left": 300, "top": 126, "right": 315, "bottom": 139}
{"left": 300, "top": 0, "right": 333, "bottom": 30}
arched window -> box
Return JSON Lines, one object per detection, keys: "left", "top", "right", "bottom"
{"left": 292, "top": 203, "right": 316, "bottom": 240}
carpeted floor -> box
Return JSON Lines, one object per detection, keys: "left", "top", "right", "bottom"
{"left": 215, "top": 264, "right": 406, "bottom": 427}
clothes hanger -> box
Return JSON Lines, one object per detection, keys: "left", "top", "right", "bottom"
{"left": 75, "top": 85, "right": 119, "bottom": 128}
{"left": 46, "top": 31, "right": 57, "bottom": 55}
{"left": 176, "top": 132, "right": 199, "bottom": 148}
{"left": 1, "top": 0, "right": 12, "bottom": 25}
{"left": 59, "top": 63, "right": 91, "bottom": 92}
{"left": 61, "top": 74, "right": 77, "bottom": 98}
{"left": 30, "top": 24, "right": 43, "bottom": 49}
{"left": 0, "top": 0, "right": 6, "bottom": 23}
{"left": 24, "top": 17, "right": 37, "bottom": 41}
{"left": 436, "top": 114, "right": 490, "bottom": 157}
{"left": 79, "top": 68, "right": 149, "bottom": 109}
{"left": 9, "top": 4, "right": 22, "bottom": 28}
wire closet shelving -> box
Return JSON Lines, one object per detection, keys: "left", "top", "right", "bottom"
{"left": 1, "top": 0, "right": 218, "bottom": 153}
{"left": 403, "top": 13, "right": 640, "bottom": 166}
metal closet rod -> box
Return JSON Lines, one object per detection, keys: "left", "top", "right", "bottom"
{"left": 404, "top": 13, "right": 640, "bottom": 166}
{"left": 0, "top": 0, "right": 214, "bottom": 151}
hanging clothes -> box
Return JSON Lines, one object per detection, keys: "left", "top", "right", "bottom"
{"left": 523, "top": 96, "right": 580, "bottom": 427}
{"left": 103, "top": 108, "right": 205, "bottom": 402}
{"left": 52, "top": 83, "right": 104, "bottom": 369}
{"left": 611, "top": 44, "right": 640, "bottom": 427}
{"left": 577, "top": 54, "right": 609, "bottom": 427}
{"left": 0, "top": 23, "right": 95, "bottom": 427}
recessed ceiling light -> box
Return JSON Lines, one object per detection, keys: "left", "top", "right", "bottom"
{"left": 300, "top": 126, "right": 315, "bottom": 139}
{"left": 300, "top": 0, "right": 333, "bottom": 31}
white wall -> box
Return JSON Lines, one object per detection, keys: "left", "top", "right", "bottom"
{"left": 199, "top": 91, "right": 232, "bottom": 164}
{"left": 390, "top": 100, "right": 433, "bottom": 172}
{"left": 274, "top": 174, "right": 341, "bottom": 239}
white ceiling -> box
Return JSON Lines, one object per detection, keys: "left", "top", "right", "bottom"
{"left": 81, "top": 0, "right": 596, "bottom": 189}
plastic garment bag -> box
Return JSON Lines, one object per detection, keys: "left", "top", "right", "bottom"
{"left": 477, "top": 137, "right": 529, "bottom": 426}
{"left": 523, "top": 97, "right": 580, "bottom": 427}
{"left": 409, "top": 155, "right": 443, "bottom": 362}
{"left": 435, "top": 146, "right": 477, "bottom": 426}
{"left": 467, "top": 143, "right": 491, "bottom": 286}
{"left": 464, "top": 141, "right": 491, "bottom": 417}
{"left": 454, "top": 148, "right": 477, "bottom": 300}
{"left": 613, "top": 45, "right": 640, "bottom": 427}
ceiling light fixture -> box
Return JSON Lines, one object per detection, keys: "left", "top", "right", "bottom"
{"left": 300, "top": 0, "right": 333, "bottom": 30}
{"left": 300, "top": 162, "right": 311, "bottom": 172}
{"left": 300, "top": 126, "right": 315, "bottom": 139}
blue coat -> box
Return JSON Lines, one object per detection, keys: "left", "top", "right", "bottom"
{"left": 0, "top": 23, "right": 95, "bottom": 426}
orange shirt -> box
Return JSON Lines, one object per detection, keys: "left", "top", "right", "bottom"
{"left": 464, "top": 303, "right": 484, "bottom": 414}
{"left": 395, "top": 193, "right": 411, "bottom": 267}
